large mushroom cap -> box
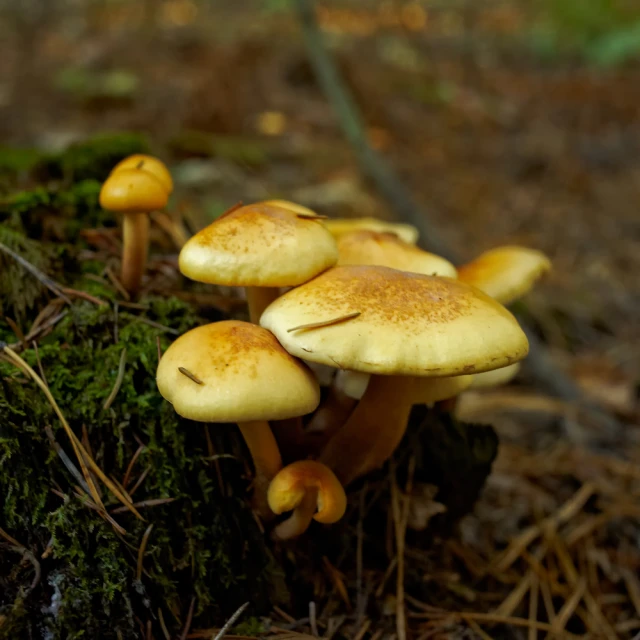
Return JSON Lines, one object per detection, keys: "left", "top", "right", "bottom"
{"left": 111, "top": 154, "right": 174, "bottom": 194}
{"left": 336, "top": 229, "right": 457, "bottom": 277}
{"left": 178, "top": 203, "right": 338, "bottom": 287}
{"left": 457, "top": 246, "right": 551, "bottom": 305}
{"left": 156, "top": 321, "right": 320, "bottom": 422}
{"left": 261, "top": 265, "right": 529, "bottom": 376}
{"left": 99, "top": 169, "right": 169, "bottom": 212}
{"left": 323, "top": 217, "right": 419, "bottom": 245}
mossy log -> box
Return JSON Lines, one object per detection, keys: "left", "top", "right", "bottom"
{"left": 0, "top": 135, "right": 498, "bottom": 638}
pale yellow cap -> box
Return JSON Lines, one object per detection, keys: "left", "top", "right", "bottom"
{"left": 178, "top": 203, "right": 338, "bottom": 287}
{"left": 470, "top": 362, "right": 521, "bottom": 389}
{"left": 261, "top": 265, "right": 529, "bottom": 376}
{"left": 457, "top": 246, "right": 551, "bottom": 305}
{"left": 100, "top": 169, "right": 169, "bottom": 213}
{"left": 111, "top": 154, "right": 173, "bottom": 194}
{"left": 337, "top": 230, "right": 456, "bottom": 277}
{"left": 323, "top": 217, "right": 419, "bottom": 245}
{"left": 416, "top": 375, "right": 474, "bottom": 403}
{"left": 156, "top": 320, "right": 320, "bottom": 422}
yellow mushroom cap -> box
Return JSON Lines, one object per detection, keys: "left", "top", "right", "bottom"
{"left": 111, "top": 154, "right": 173, "bottom": 194}
{"left": 416, "top": 375, "right": 474, "bottom": 402}
{"left": 470, "top": 362, "right": 521, "bottom": 389}
{"left": 99, "top": 169, "right": 169, "bottom": 213}
{"left": 323, "top": 217, "right": 419, "bottom": 245}
{"left": 261, "top": 265, "right": 529, "bottom": 376}
{"left": 178, "top": 203, "right": 339, "bottom": 287}
{"left": 156, "top": 321, "right": 320, "bottom": 422}
{"left": 268, "top": 460, "right": 347, "bottom": 524}
{"left": 457, "top": 246, "right": 551, "bottom": 305}
{"left": 336, "top": 230, "right": 457, "bottom": 277}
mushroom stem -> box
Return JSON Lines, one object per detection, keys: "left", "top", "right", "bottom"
{"left": 319, "top": 375, "right": 419, "bottom": 486}
{"left": 272, "top": 489, "right": 318, "bottom": 540}
{"left": 305, "top": 384, "right": 357, "bottom": 444}
{"left": 237, "top": 420, "right": 283, "bottom": 518}
{"left": 246, "top": 287, "right": 279, "bottom": 324}
{"left": 121, "top": 212, "right": 150, "bottom": 295}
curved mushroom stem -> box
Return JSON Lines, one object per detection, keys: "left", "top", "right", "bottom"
{"left": 246, "top": 287, "right": 279, "bottom": 324}
{"left": 121, "top": 212, "right": 150, "bottom": 295}
{"left": 305, "top": 384, "right": 357, "bottom": 444}
{"left": 272, "top": 489, "right": 318, "bottom": 540}
{"left": 237, "top": 420, "right": 283, "bottom": 519}
{"left": 319, "top": 375, "right": 473, "bottom": 486}
{"left": 319, "top": 375, "right": 419, "bottom": 486}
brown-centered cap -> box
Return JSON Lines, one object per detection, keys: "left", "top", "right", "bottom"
{"left": 100, "top": 169, "right": 169, "bottom": 212}
{"left": 111, "top": 154, "right": 173, "bottom": 194}
{"left": 457, "top": 246, "right": 551, "bottom": 305}
{"left": 260, "top": 265, "right": 529, "bottom": 376}
{"left": 156, "top": 320, "right": 320, "bottom": 422}
{"left": 336, "top": 229, "right": 457, "bottom": 277}
{"left": 323, "top": 217, "right": 419, "bottom": 245}
{"left": 178, "top": 202, "right": 339, "bottom": 287}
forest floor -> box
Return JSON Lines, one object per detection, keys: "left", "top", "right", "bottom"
{"left": 1, "top": 2, "right": 639, "bottom": 638}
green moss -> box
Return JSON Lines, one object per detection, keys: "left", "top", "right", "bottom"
{"left": 0, "top": 298, "right": 286, "bottom": 639}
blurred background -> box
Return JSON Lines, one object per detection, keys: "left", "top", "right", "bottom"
{"left": 1, "top": 2, "right": 640, "bottom": 636}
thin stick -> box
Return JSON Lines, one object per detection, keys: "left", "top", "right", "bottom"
{"left": 5, "top": 317, "right": 26, "bottom": 348}
{"left": 212, "top": 602, "right": 249, "bottom": 640}
{"left": 178, "top": 367, "right": 203, "bottom": 385}
{"left": 103, "top": 348, "right": 127, "bottom": 410}
{"left": 122, "top": 444, "right": 146, "bottom": 490}
{"left": 8, "top": 311, "right": 68, "bottom": 351}
{"left": 111, "top": 498, "right": 176, "bottom": 514}
{"left": 136, "top": 524, "right": 154, "bottom": 581}
{"left": 309, "top": 602, "right": 318, "bottom": 637}
{"left": 287, "top": 312, "right": 361, "bottom": 333}
{"left": 296, "top": 213, "right": 328, "bottom": 220}
{"left": 158, "top": 608, "right": 171, "bottom": 640}
{"left": 44, "top": 425, "right": 91, "bottom": 494}
{"left": 129, "top": 467, "right": 151, "bottom": 497}
{"left": 60, "top": 287, "right": 107, "bottom": 306}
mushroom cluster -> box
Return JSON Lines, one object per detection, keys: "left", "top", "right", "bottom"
{"left": 99, "top": 159, "right": 550, "bottom": 540}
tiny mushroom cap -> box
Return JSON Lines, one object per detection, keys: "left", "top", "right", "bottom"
{"left": 111, "top": 154, "right": 174, "bottom": 194}
{"left": 323, "top": 217, "right": 419, "bottom": 245}
{"left": 470, "top": 362, "right": 521, "bottom": 389}
{"left": 156, "top": 321, "right": 320, "bottom": 422}
{"left": 336, "top": 229, "right": 457, "bottom": 277}
{"left": 261, "top": 265, "right": 529, "bottom": 377}
{"left": 268, "top": 460, "right": 347, "bottom": 540}
{"left": 457, "top": 246, "right": 551, "bottom": 305}
{"left": 99, "top": 169, "right": 169, "bottom": 213}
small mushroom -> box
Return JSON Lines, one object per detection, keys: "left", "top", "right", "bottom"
{"left": 178, "top": 202, "right": 338, "bottom": 323}
{"left": 156, "top": 321, "right": 320, "bottom": 518}
{"left": 323, "top": 217, "right": 419, "bottom": 245}
{"left": 261, "top": 265, "right": 529, "bottom": 486}
{"left": 99, "top": 168, "right": 169, "bottom": 295}
{"left": 111, "top": 154, "right": 174, "bottom": 194}
{"left": 268, "top": 460, "right": 347, "bottom": 540}
{"left": 457, "top": 246, "right": 551, "bottom": 305}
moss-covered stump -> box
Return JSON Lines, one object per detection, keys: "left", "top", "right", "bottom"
{"left": 0, "top": 134, "right": 498, "bottom": 638}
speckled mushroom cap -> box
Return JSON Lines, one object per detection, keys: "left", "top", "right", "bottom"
{"left": 99, "top": 169, "right": 169, "bottom": 212}
{"left": 336, "top": 230, "right": 457, "bottom": 277}
{"left": 260, "top": 265, "right": 529, "bottom": 376}
{"left": 111, "top": 154, "right": 173, "bottom": 194}
{"left": 178, "top": 203, "right": 338, "bottom": 286}
{"left": 457, "top": 246, "right": 551, "bottom": 305}
{"left": 156, "top": 321, "right": 320, "bottom": 422}
{"left": 323, "top": 217, "right": 419, "bottom": 245}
